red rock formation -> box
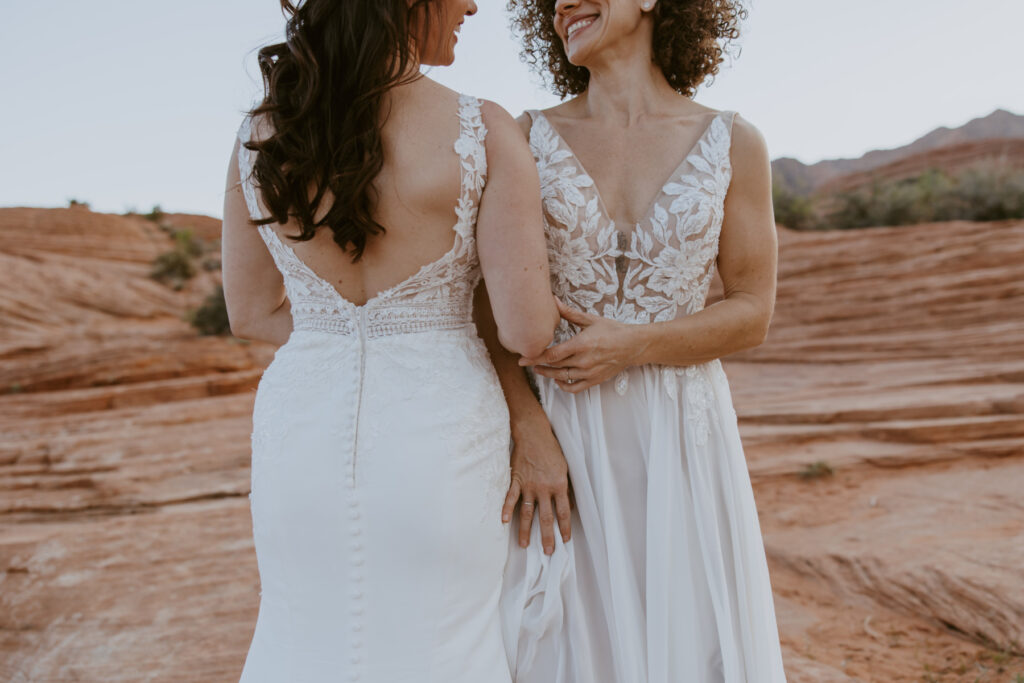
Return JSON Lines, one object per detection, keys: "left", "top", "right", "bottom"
{"left": 729, "top": 220, "right": 1024, "bottom": 680}
{"left": 773, "top": 108, "right": 1024, "bottom": 194}
{"left": 1, "top": 208, "right": 1022, "bottom": 681}
{"left": 818, "top": 138, "right": 1024, "bottom": 196}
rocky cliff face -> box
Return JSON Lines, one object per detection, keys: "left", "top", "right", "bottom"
{"left": 1, "top": 208, "right": 1022, "bottom": 681}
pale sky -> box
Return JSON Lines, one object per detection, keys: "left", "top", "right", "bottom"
{"left": 1, "top": 0, "right": 1020, "bottom": 217}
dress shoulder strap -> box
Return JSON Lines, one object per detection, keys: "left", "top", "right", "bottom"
{"left": 454, "top": 95, "right": 488, "bottom": 212}
{"left": 722, "top": 110, "right": 738, "bottom": 134}
{"left": 521, "top": 109, "right": 539, "bottom": 142}
{"left": 716, "top": 111, "right": 739, "bottom": 171}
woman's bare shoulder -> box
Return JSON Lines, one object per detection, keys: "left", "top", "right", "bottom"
{"left": 479, "top": 100, "right": 534, "bottom": 152}
{"left": 728, "top": 113, "right": 770, "bottom": 169}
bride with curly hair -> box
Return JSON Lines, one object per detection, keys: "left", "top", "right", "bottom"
{"left": 492, "top": 0, "right": 789, "bottom": 680}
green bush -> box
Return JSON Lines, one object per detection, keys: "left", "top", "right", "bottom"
{"left": 189, "top": 285, "right": 231, "bottom": 336}
{"left": 772, "top": 183, "right": 816, "bottom": 230}
{"left": 798, "top": 461, "right": 834, "bottom": 480}
{"left": 144, "top": 204, "right": 164, "bottom": 222}
{"left": 150, "top": 249, "right": 196, "bottom": 288}
{"left": 826, "top": 165, "right": 1024, "bottom": 229}
{"left": 173, "top": 229, "right": 203, "bottom": 258}
{"left": 948, "top": 165, "right": 1024, "bottom": 221}
{"left": 149, "top": 229, "right": 208, "bottom": 288}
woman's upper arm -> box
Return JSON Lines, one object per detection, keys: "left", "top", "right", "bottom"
{"left": 717, "top": 115, "right": 778, "bottom": 336}
{"left": 221, "top": 134, "right": 286, "bottom": 336}
{"left": 476, "top": 101, "right": 557, "bottom": 357}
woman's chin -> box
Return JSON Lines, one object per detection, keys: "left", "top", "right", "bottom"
{"left": 422, "top": 49, "right": 456, "bottom": 67}
{"left": 566, "top": 47, "right": 593, "bottom": 68}
{"left": 563, "top": 39, "right": 596, "bottom": 68}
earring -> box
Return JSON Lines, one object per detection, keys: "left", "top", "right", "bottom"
{"left": 642, "top": 2, "right": 652, "bottom": 9}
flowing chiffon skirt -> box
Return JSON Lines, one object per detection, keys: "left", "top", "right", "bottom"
{"left": 503, "top": 360, "right": 787, "bottom": 683}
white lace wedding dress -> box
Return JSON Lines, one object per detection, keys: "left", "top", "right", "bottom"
{"left": 503, "top": 110, "right": 787, "bottom": 682}
{"left": 234, "top": 95, "right": 514, "bottom": 683}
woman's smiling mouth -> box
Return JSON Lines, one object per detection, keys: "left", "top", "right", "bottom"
{"left": 565, "top": 15, "right": 598, "bottom": 42}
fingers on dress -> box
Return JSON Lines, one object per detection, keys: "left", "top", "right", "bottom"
{"left": 502, "top": 110, "right": 788, "bottom": 683}
{"left": 236, "top": 95, "right": 514, "bottom": 683}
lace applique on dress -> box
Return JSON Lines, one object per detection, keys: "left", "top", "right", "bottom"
{"left": 527, "top": 110, "right": 736, "bottom": 396}
{"left": 528, "top": 114, "right": 621, "bottom": 343}
{"left": 234, "top": 95, "right": 489, "bottom": 339}
{"left": 237, "top": 95, "right": 492, "bottom": 471}
{"left": 661, "top": 362, "right": 717, "bottom": 446}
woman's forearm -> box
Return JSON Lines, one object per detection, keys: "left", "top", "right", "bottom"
{"left": 231, "top": 304, "right": 293, "bottom": 347}
{"left": 474, "top": 284, "right": 549, "bottom": 426}
{"left": 633, "top": 292, "right": 772, "bottom": 367}
{"left": 474, "top": 282, "right": 571, "bottom": 550}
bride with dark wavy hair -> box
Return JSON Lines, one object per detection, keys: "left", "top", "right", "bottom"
{"left": 221, "top": 0, "right": 563, "bottom": 680}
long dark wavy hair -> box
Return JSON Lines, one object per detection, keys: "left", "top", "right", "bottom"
{"left": 246, "top": 0, "right": 434, "bottom": 261}
{"left": 508, "top": 0, "right": 745, "bottom": 98}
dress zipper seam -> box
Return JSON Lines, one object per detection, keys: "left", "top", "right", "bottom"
{"left": 352, "top": 309, "right": 368, "bottom": 484}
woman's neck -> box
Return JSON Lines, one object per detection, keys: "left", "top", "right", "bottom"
{"left": 577, "top": 32, "right": 680, "bottom": 125}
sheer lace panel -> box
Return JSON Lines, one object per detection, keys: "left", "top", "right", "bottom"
{"left": 527, "top": 110, "right": 736, "bottom": 344}
{"left": 235, "top": 94, "right": 488, "bottom": 338}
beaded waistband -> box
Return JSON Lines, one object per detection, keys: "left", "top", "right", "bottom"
{"left": 291, "top": 300, "right": 473, "bottom": 339}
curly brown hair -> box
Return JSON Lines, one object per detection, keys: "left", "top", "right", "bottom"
{"left": 507, "top": 0, "right": 746, "bottom": 98}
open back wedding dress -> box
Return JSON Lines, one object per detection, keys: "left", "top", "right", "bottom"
{"left": 503, "top": 110, "right": 787, "bottom": 683}
{"left": 235, "top": 95, "right": 513, "bottom": 683}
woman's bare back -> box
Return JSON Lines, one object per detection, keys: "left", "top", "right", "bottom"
{"left": 268, "top": 77, "right": 466, "bottom": 307}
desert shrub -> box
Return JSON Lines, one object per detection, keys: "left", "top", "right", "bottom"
{"left": 189, "top": 285, "right": 231, "bottom": 335}
{"left": 150, "top": 249, "right": 196, "bottom": 288}
{"left": 149, "top": 229, "right": 208, "bottom": 288}
{"left": 145, "top": 204, "right": 164, "bottom": 222}
{"left": 946, "top": 165, "right": 1024, "bottom": 221}
{"left": 173, "top": 229, "right": 203, "bottom": 258}
{"left": 772, "top": 183, "right": 816, "bottom": 230}
{"left": 68, "top": 198, "right": 90, "bottom": 209}
{"left": 826, "top": 165, "right": 1024, "bottom": 229}
{"left": 798, "top": 461, "right": 834, "bottom": 480}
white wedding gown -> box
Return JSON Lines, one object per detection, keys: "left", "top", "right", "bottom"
{"left": 235, "top": 95, "right": 514, "bottom": 683}
{"left": 502, "top": 110, "right": 788, "bottom": 682}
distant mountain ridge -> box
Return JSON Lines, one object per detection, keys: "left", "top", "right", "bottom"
{"left": 772, "top": 109, "right": 1024, "bottom": 195}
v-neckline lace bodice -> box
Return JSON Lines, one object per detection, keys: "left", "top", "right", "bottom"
{"left": 534, "top": 110, "right": 724, "bottom": 236}
{"left": 527, "top": 109, "right": 736, "bottom": 343}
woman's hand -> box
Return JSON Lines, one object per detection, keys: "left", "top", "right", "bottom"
{"left": 520, "top": 299, "right": 645, "bottom": 394}
{"left": 501, "top": 411, "right": 572, "bottom": 555}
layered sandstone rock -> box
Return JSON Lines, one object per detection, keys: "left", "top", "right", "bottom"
{"left": 771, "top": 108, "right": 1024, "bottom": 194}
{"left": 1, "top": 208, "right": 1021, "bottom": 681}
